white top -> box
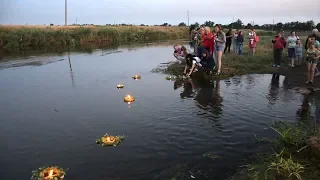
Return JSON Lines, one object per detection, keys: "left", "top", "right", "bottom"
{"left": 287, "top": 36, "right": 298, "bottom": 48}
{"left": 192, "top": 57, "right": 201, "bottom": 64}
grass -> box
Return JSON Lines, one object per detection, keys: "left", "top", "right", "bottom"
{"left": 229, "top": 121, "right": 320, "bottom": 180}
{"left": 0, "top": 25, "right": 189, "bottom": 50}
{"left": 153, "top": 35, "right": 308, "bottom": 79}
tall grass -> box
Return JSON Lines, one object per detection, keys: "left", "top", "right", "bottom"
{"left": 0, "top": 26, "right": 189, "bottom": 50}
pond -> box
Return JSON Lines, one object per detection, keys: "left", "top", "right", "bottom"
{"left": 0, "top": 42, "right": 318, "bottom": 180}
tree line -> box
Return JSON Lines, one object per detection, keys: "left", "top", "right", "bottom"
{"left": 177, "top": 19, "right": 319, "bottom": 32}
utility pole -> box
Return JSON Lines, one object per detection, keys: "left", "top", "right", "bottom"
{"left": 76, "top": 17, "right": 77, "bottom": 25}
{"left": 272, "top": 18, "right": 274, "bottom": 32}
{"left": 187, "top": 10, "right": 190, "bottom": 26}
{"left": 232, "top": 16, "right": 234, "bottom": 29}
{"left": 65, "top": 0, "right": 67, "bottom": 26}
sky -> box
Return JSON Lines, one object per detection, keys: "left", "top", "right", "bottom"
{"left": 0, "top": 0, "right": 319, "bottom": 26}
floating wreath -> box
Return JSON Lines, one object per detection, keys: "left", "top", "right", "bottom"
{"left": 96, "top": 133, "right": 125, "bottom": 147}
{"left": 31, "top": 166, "right": 67, "bottom": 180}
{"left": 165, "top": 76, "right": 176, "bottom": 81}
{"left": 116, "top": 84, "right": 124, "bottom": 89}
{"left": 132, "top": 75, "right": 141, "bottom": 80}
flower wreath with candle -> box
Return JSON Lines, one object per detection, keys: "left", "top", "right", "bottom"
{"left": 31, "top": 166, "right": 67, "bottom": 180}
{"left": 96, "top": 133, "right": 125, "bottom": 147}
{"left": 165, "top": 76, "right": 177, "bottom": 81}
{"left": 132, "top": 75, "right": 141, "bottom": 80}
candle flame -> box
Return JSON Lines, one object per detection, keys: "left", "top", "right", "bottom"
{"left": 106, "top": 137, "right": 110, "bottom": 141}
{"left": 49, "top": 169, "right": 53, "bottom": 177}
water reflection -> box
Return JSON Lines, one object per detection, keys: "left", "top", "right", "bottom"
{"left": 67, "top": 52, "right": 76, "bottom": 87}
{"left": 194, "top": 79, "right": 223, "bottom": 118}
{"left": 180, "top": 78, "right": 196, "bottom": 98}
{"left": 268, "top": 74, "right": 280, "bottom": 105}
{"left": 296, "top": 94, "right": 312, "bottom": 120}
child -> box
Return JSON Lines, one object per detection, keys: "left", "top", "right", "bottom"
{"left": 306, "top": 41, "right": 319, "bottom": 84}
{"left": 184, "top": 53, "right": 202, "bottom": 77}
{"left": 295, "top": 39, "right": 303, "bottom": 66}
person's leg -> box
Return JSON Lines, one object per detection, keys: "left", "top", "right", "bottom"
{"left": 223, "top": 43, "right": 228, "bottom": 54}
{"left": 273, "top": 49, "right": 277, "bottom": 66}
{"left": 216, "top": 49, "right": 223, "bottom": 74}
{"left": 310, "top": 63, "right": 317, "bottom": 83}
{"left": 238, "top": 44, "right": 242, "bottom": 55}
{"left": 227, "top": 42, "right": 231, "bottom": 52}
{"left": 307, "top": 61, "right": 311, "bottom": 83}
{"left": 278, "top": 49, "right": 283, "bottom": 66}
{"left": 252, "top": 47, "right": 256, "bottom": 56}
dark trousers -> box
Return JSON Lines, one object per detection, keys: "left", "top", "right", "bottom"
{"left": 224, "top": 41, "right": 231, "bottom": 53}
{"left": 273, "top": 49, "right": 283, "bottom": 65}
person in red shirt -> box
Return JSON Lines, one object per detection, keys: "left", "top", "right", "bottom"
{"left": 272, "top": 31, "right": 286, "bottom": 67}
{"left": 202, "top": 27, "right": 214, "bottom": 54}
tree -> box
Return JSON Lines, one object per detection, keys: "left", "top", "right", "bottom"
{"left": 233, "top": 19, "right": 243, "bottom": 29}
{"left": 317, "top": 23, "right": 320, "bottom": 30}
{"left": 178, "top": 22, "right": 186, "bottom": 26}
{"left": 160, "top": 22, "right": 169, "bottom": 26}
{"left": 245, "top": 23, "right": 252, "bottom": 29}
{"left": 202, "top": 21, "right": 215, "bottom": 27}
{"left": 189, "top": 22, "right": 200, "bottom": 32}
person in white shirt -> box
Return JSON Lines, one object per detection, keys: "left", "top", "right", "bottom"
{"left": 183, "top": 54, "right": 202, "bottom": 77}
{"left": 287, "top": 31, "right": 298, "bottom": 67}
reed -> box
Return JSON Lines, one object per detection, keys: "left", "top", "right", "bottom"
{"left": 0, "top": 25, "right": 189, "bottom": 50}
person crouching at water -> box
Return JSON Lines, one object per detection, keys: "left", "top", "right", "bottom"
{"left": 199, "top": 50, "right": 215, "bottom": 74}
{"left": 184, "top": 54, "right": 202, "bottom": 77}
{"left": 236, "top": 31, "right": 244, "bottom": 55}
{"left": 306, "top": 41, "right": 319, "bottom": 84}
{"left": 272, "top": 31, "right": 286, "bottom": 67}
{"left": 214, "top": 24, "right": 226, "bottom": 75}
{"left": 173, "top": 45, "right": 187, "bottom": 61}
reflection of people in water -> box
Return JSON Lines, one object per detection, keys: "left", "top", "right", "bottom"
{"left": 194, "top": 79, "right": 223, "bottom": 118}
{"left": 268, "top": 74, "right": 280, "bottom": 105}
{"left": 180, "top": 78, "right": 197, "bottom": 98}
{"left": 297, "top": 94, "right": 312, "bottom": 120}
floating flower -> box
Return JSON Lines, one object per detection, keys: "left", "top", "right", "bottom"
{"left": 95, "top": 133, "right": 125, "bottom": 147}
{"left": 132, "top": 75, "right": 141, "bottom": 80}
{"left": 31, "top": 166, "right": 66, "bottom": 180}
{"left": 116, "top": 84, "right": 124, "bottom": 89}
{"left": 124, "top": 95, "right": 135, "bottom": 103}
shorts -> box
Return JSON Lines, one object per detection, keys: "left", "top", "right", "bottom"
{"left": 288, "top": 48, "right": 295, "bottom": 58}
{"left": 307, "top": 57, "right": 318, "bottom": 64}
{"left": 215, "top": 46, "right": 224, "bottom": 52}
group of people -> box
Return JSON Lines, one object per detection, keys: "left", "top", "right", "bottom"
{"left": 173, "top": 25, "right": 260, "bottom": 77}
{"left": 272, "top": 28, "right": 320, "bottom": 84}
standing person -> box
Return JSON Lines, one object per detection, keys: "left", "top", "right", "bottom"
{"left": 201, "top": 27, "right": 214, "bottom": 55}
{"left": 233, "top": 29, "right": 239, "bottom": 54}
{"left": 295, "top": 39, "right": 303, "bottom": 66}
{"left": 214, "top": 24, "right": 226, "bottom": 75}
{"left": 196, "top": 27, "right": 205, "bottom": 57}
{"left": 224, "top": 29, "right": 232, "bottom": 54}
{"left": 248, "top": 28, "right": 257, "bottom": 56}
{"left": 236, "top": 31, "right": 244, "bottom": 55}
{"left": 272, "top": 31, "right": 286, "bottom": 67}
{"left": 305, "top": 28, "right": 320, "bottom": 50}
{"left": 287, "top": 31, "right": 298, "bottom": 67}
{"left": 306, "top": 41, "right": 319, "bottom": 84}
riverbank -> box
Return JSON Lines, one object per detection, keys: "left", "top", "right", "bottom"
{"left": 0, "top": 25, "right": 189, "bottom": 51}
{"left": 153, "top": 35, "right": 320, "bottom": 88}
{"left": 228, "top": 121, "right": 320, "bottom": 180}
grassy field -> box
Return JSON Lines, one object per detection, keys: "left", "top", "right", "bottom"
{"left": 0, "top": 25, "right": 189, "bottom": 50}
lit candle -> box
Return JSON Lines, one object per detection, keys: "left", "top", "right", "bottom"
{"left": 49, "top": 169, "right": 53, "bottom": 178}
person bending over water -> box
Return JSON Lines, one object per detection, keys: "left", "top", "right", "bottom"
{"left": 214, "top": 24, "right": 226, "bottom": 75}
{"left": 173, "top": 45, "right": 187, "bottom": 61}
{"left": 184, "top": 54, "right": 202, "bottom": 77}
{"left": 199, "top": 50, "right": 215, "bottom": 74}
{"left": 305, "top": 41, "right": 319, "bottom": 84}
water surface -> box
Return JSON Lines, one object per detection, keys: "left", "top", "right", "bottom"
{"left": 0, "top": 42, "right": 318, "bottom": 180}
